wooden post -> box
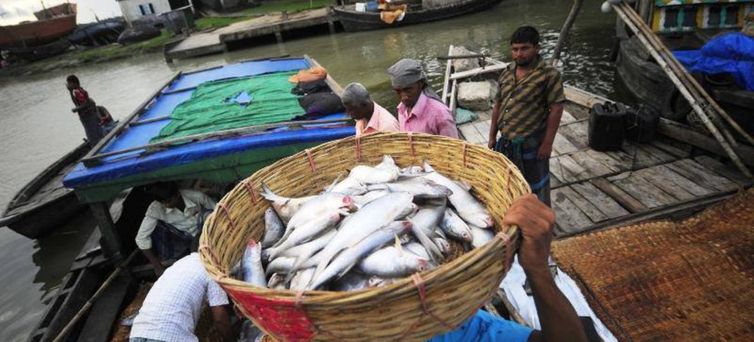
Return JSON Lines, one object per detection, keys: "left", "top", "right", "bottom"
{"left": 552, "top": 0, "right": 583, "bottom": 66}
{"left": 89, "top": 203, "right": 124, "bottom": 261}
{"left": 274, "top": 29, "right": 283, "bottom": 44}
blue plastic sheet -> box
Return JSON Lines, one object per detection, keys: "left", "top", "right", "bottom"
{"left": 64, "top": 57, "right": 355, "bottom": 189}
{"left": 673, "top": 32, "right": 754, "bottom": 91}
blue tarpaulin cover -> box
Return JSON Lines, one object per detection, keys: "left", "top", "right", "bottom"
{"left": 673, "top": 32, "right": 754, "bottom": 91}
{"left": 64, "top": 58, "right": 354, "bottom": 190}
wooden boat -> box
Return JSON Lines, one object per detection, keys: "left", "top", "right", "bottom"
{"left": 28, "top": 55, "right": 355, "bottom": 341}
{"left": 333, "top": 0, "right": 504, "bottom": 32}
{"left": 0, "top": 142, "right": 90, "bottom": 239}
{"left": 0, "top": 3, "right": 77, "bottom": 48}
{"left": 614, "top": 0, "right": 754, "bottom": 133}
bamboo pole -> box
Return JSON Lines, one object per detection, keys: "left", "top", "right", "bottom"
{"left": 612, "top": 3, "right": 751, "bottom": 177}
{"left": 618, "top": 4, "right": 754, "bottom": 146}
{"left": 552, "top": 0, "right": 584, "bottom": 66}
{"left": 52, "top": 250, "right": 139, "bottom": 342}
{"left": 442, "top": 45, "right": 454, "bottom": 104}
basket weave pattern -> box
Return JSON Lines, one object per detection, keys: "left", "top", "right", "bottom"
{"left": 200, "top": 132, "right": 530, "bottom": 341}
{"left": 553, "top": 189, "right": 754, "bottom": 341}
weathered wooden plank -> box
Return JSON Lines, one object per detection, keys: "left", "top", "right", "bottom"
{"left": 550, "top": 156, "right": 574, "bottom": 183}
{"left": 459, "top": 124, "right": 485, "bottom": 145}
{"left": 570, "top": 182, "right": 630, "bottom": 218}
{"left": 603, "top": 149, "right": 636, "bottom": 170}
{"left": 551, "top": 172, "right": 563, "bottom": 188}
{"left": 612, "top": 173, "right": 678, "bottom": 208}
{"left": 553, "top": 133, "right": 579, "bottom": 156}
{"left": 473, "top": 120, "right": 492, "bottom": 143}
{"left": 650, "top": 139, "right": 691, "bottom": 159}
{"left": 622, "top": 144, "right": 663, "bottom": 168}
{"left": 590, "top": 178, "right": 647, "bottom": 213}
{"left": 633, "top": 167, "right": 696, "bottom": 201}
{"left": 693, "top": 155, "right": 752, "bottom": 186}
{"left": 557, "top": 124, "right": 589, "bottom": 150}
{"left": 551, "top": 189, "right": 594, "bottom": 234}
{"left": 657, "top": 118, "right": 754, "bottom": 166}
{"left": 569, "top": 151, "right": 615, "bottom": 179}
{"left": 557, "top": 155, "right": 590, "bottom": 181}
{"left": 561, "top": 110, "right": 577, "bottom": 124}
{"left": 555, "top": 186, "right": 609, "bottom": 222}
{"left": 665, "top": 159, "right": 738, "bottom": 192}
{"left": 649, "top": 164, "right": 715, "bottom": 197}
{"left": 583, "top": 149, "right": 623, "bottom": 173}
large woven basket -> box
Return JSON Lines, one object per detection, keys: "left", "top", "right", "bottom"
{"left": 200, "top": 132, "right": 530, "bottom": 341}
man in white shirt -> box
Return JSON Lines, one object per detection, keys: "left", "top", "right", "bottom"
{"left": 129, "top": 253, "right": 233, "bottom": 342}
{"left": 136, "top": 182, "right": 217, "bottom": 276}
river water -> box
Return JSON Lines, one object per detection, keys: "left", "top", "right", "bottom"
{"left": 0, "top": 1, "right": 617, "bottom": 340}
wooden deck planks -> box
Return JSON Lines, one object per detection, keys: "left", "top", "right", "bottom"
{"left": 551, "top": 190, "right": 594, "bottom": 234}
{"left": 643, "top": 164, "right": 714, "bottom": 197}
{"left": 611, "top": 172, "right": 678, "bottom": 208}
{"left": 590, "top": 178, "right": 647, "bottom": 213}
{"left": 554, "top": 186, "right": 609, "bottom": 223}
{"left": 553, "top": 133, "right": 579, "bottom": 156}
{"left": 693, "top": 156, "right": 751, "bottom": 187}
{"left": 570, "top": 182, "right": 630, "bottom": 218}
{"left": 458, "top": 124, "right": 485, "bottom": 145}
{"left": 558, "top": 124, "right": 589, "bottom": 150}
{"left": 561, "top": 110, "right": 578, "bottom": 124}
{"left": 633, "top": 167, "right": 696, "bottom": 201}
{"left": 569, "top": 151, "right": 616, "bottom": 179}
{"left": 665, "top": 159, "right": 738, "bottom": 192}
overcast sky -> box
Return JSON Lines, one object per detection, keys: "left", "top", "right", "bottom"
{"left": 0, "top": 0, "right": 123, "bottom": 26}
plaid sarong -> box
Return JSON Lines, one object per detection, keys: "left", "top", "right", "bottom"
{"left": 494, "top": 128, "right": 551, "bottom": 206}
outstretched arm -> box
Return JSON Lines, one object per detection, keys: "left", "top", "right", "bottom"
{"left": 503, "top": 195, "right": 587, "bottom": 342}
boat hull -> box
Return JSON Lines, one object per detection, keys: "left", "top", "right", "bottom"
{"left": 0, "top": 3, "right": 77, "bottom": 47}
{"left": 2, "top": 142, "right": 90, "bottom": 239}
{"left": 334, "top": 0, "right": 504, "bottom": 32}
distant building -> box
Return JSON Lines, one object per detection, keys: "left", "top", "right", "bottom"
{"left": 116, "top": 0, "right": 193, "bottom": 25}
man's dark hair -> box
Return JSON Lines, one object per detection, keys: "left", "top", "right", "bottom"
{"left": 146, "top": 182, "right": 179, "bottom": 202}
{"left": 66, "top": 75, "right": 80, "bottom": 86}
{"left": 510, "top": 26, "right": 540, "bottom": 46}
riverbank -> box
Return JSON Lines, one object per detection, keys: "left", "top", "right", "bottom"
{"left": 0, "top": 0, "right": 332, "bottom": 78}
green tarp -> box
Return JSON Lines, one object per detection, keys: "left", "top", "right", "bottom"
{"left": 152, "top": 72, "right": 305, "bottom": 142}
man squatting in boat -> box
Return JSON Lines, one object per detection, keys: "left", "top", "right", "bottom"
{"left": 488, "top": 26, "right": 566, "bottom": 206}
{"left": 135, "top": 182, "right": 217, "bottom": 277}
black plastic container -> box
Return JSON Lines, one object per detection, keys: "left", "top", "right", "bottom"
{"left": 588, "top": 103, "right": 626, "bottom": 151}
{"left": 625, "top": 106, "right": 660, "bottom": 143}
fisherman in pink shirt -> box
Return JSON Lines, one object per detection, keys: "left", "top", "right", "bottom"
{"left": 341, "top": 82, "right": 399, "bottom": 136}
{"left": 387, "top": 59, "right": 459, "bottom": 138}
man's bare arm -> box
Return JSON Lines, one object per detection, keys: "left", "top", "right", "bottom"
{"left": 488, "top": 100, "right": 502, "bottom": 149}
{"left": 537, "top": 103, "right": 563, "bottom": 160}
{"left": 211, "top": 305, "right": 234, "bottom": 341}
{"left": 503, "top": 195, "right": 587, "bottom": 342}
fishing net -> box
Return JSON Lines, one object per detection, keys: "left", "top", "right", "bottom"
{"left": 152, "top": 72, "right": 305, "bottom": 143}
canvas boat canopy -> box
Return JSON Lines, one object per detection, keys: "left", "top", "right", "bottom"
{"left": 64, "top": 57, "right": 354, "bottom": 203}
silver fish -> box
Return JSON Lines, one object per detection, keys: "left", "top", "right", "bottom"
{"left": 368, "top": 276, "right": 397, "bottom": 288}
{"left": 367, "top": 177, "right": 452, "bottom": 199}
{"left": 433, "top": 236, "right": 451, "bottom": 256}
{"left": 241, "top": 240, "right": 267, "bottom": 287}
{"left": 289, "top": 268, "right": 316, "bottom": 291}
{"left": 267, "top": 211, "right": 342, "bottom": 259}
{"left": 470, "top": 225, "right": 495, "bottom": 248}
{"left": 352, "top": 190, "right": 390, "bottom": 209}
{"left": 333, "top": 272, "right": 371, "bottom": 291}
{"left": 266, "top": 256, "right": 296, "bottom": 275}
{"left": 310, "top": 192, "right": 415, "bottom": 282}
{"left": 277, "top": 229, "right": 336, "bottom": 260}
{"left": 423, "top": 162, "right": 494, "bottom": 228}
{"left": 267, "top": 273, "right": 286, "bottom": 289}
{"left": 348, "top": 156, "right": 400, "bottom": 184}
{"left": 359, "top": 245, "right": 429, "bottom": 278}
{"left": 400, "top": 165, "right": 426, "bottom": 176}
{"left": 329, "top": 175, "right": 368, "bottom": 195}
{"left": 261, "top": 208, "right": 285, "bottom": 248}
{"left": 308, "top": 220, "right": 412, "bottom": 290}
{"left": 407, "top": 205, "right": 446, "bottom": 263}
{"left": 261, "top": 184, "right": 316, "bottom": 224}
{"left": 440, "top": 208, "right": 473, "bottom": 242}
{"left": 283, "top": 192, "right": 354, "bottom": 238}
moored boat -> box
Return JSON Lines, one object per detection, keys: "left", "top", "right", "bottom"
{"left": 0, "top": 3, "right": 77, "bottom": 48}
{"left": 333, "top": 0, "right": 504, "bottom": 32}
{"left": 614, "top": 0, "right": 754, "bottom": 133}
{"left": 0, "top": 142, "right": 90, "bottom": 239}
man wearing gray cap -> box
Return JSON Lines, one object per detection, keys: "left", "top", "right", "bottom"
{"left": 341, "top": 82, "right": 399, "bottom": 136}
{"left": 387, "top": 59, "right": 459, "bottom": 138}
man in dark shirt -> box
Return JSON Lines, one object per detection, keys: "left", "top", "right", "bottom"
{"left": 67, "top": 75, "right": 104, "bottom": 146}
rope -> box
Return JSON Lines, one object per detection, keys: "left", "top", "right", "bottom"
{"left": 355, "top": 135, "right": 362, "bottom": 161}
{"left": 243, "top": 181, "right": 259, "bottom": 204}
{"left": 217, "top": 202, "right": 237, "bottom": 232}
{"left": 408, "top": 132, "right": 416, "bottom": 157}
{"left": 411, "top": 273, "right": 454, "bottom": 329}
{"left": 305, "top": 149, "right": 317, "bottom": 172}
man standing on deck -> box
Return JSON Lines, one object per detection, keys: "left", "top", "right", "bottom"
{"left": 341, "top": 82, "right": 400, "bottom": 136}
{"left": 488, "top": 26, "right": 565, "bottom": 206}
{"left": 387, "top": 59, "right": 459, "bottom": 138}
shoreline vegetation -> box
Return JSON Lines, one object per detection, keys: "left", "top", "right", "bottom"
{"left": 0, "top": 0, "right": 331, "bottom": 78}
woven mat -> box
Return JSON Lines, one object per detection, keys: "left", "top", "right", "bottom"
{"left": 552, "top": 189, "right": 754, "bottom": 341}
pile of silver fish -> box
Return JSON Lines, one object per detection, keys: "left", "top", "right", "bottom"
{"left": 233, "top": 156, "right": 496, "bottom": 291}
